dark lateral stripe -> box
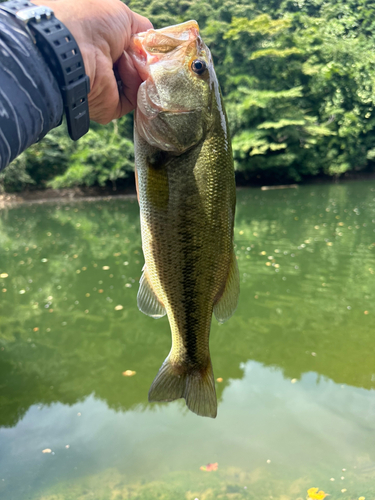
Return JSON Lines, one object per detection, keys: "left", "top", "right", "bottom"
{"left": 178, "top": 225, "right": 202, "bottom": 365}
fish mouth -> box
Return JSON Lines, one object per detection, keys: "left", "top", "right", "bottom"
{"left": 131, "top": 20, "right": 200, "bottom": 51}
{"left": 129, "top": 20, "right": 201, "bottom": 82}
{"left": 130, "top": 35, "right": 149, "bottom": 81}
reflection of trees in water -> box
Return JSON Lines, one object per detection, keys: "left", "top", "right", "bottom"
{"left": 0, "top": 182, "right": 375, "bottom": 428}
{"left": 0, "top": 199, "right": 155, "bottom": 427}
{"left": 230, "top": 182, "right": 375, "bottom": 389}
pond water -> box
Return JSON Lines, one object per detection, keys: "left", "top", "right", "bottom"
{"left": 0, "top": 181, "right": 375, "bottom": 500}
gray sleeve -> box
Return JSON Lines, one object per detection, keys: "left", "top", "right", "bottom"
{"left": 0, "top": 11, "right": 64, "bottom": 171}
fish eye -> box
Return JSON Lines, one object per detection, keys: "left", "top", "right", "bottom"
{"left": 191, "top": 59, "right": 207, "bottom": 75}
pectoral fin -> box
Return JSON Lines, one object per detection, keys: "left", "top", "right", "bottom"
{"left": 213, "top": 251, "right": 240, "bottom": 324}
{"left": 137, "top": 269, "right": 166, "bottom": 319}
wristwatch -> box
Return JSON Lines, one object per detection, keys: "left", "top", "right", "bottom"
{"left": 0, "top": 0, "right": 90, "bottom": 140}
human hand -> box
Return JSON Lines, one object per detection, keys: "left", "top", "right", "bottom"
{"left": 32, "top": 0, "right": 152, "bottom": 124}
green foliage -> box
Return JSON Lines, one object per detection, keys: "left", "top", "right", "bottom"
{"left": 0, "top": 127, "right": 70, "bottom": 192}
{"left": 249, "top": 47, "right": 302, "bottom": 59}
{"left": 2, "top": 116, "right": 134, "bottom": 192}
{"left": 125, "top": 0, "right": 375, "bottom": 182}
{"left": 48, "top": 120, "right": 134, "bottom": 190}
{"left": 0, "top": 154, "right": 35, "bottom": 193}
{"left": 5, "top": 0, "right": 375, "bottom": 190}
{"left": 225, "top": 14, "right": 292, "bottom": 38}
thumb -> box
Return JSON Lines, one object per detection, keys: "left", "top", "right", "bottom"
{"left": 129, "top": 9, "right": 153, "bottom": 35}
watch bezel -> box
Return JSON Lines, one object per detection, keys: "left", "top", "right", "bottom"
{"left": 15, "top": 5, "right": 53, "bottom": 23}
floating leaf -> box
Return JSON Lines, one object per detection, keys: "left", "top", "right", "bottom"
{"left": 200, "top": 462, "right": 218, "bottom": 472}
{"left": 102, "top": 266, "right": 110, "bottom": 270}
{"left": 114, "top": 305, "right": 123, "bottom": 311}
{"left": 122, "top": 370, "right": 136, "bottom": 377}
{"left": 0, "top": 273, "right": 8, "bottom": 278}
{"left": 216, "top": 378, "right": 223, "bottom": 383}
{"left": 42, "top": 449, "right": 52, "bottom": 454}
{"left": 307, "top": 487, "right": 329, "bottom": 500}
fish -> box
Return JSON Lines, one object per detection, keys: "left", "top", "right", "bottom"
{"left": 128, "top": 20, "right": 239, "bottom": 418}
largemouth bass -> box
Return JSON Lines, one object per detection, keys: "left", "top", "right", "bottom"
{"left": 129, "top": 20, "right": 239, "bottom": 418}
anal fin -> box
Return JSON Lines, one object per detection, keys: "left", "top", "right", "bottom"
{"left": 137, "top": 268, "right": 166, "bottom": 319}
{"left": 214, "top": 250, "right": 240, "bottom": 324}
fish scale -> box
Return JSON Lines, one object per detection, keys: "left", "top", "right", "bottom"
{"left": 129, "top": 20, "right": 240, "bottom": 418}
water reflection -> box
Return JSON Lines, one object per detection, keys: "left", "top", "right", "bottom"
{"left": 0, "top": 182, "right": 375, "bottom": 429}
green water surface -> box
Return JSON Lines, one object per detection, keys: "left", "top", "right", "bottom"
{"left": 0, "top": 181, "right": 375, "bottom": 500}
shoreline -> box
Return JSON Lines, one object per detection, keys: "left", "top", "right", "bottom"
{"left": 0, "top": 186, "right": 138, "bottom": 209}
{"left": 1, "top": 172, "right": 375, "bottom": 209}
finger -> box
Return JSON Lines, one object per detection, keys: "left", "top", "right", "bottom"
{"left": 115, "top": 51, "right": 143, "bottom": 116}
{"left": 128, "top": 9, "right": 153, "bottom": 34}
{"left": 89, "top": 55, "right": 126, "bottom": 124}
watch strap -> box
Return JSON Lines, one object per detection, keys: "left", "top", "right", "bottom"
{"left": 0, "top": 0, "right": 90, "bottom": 141}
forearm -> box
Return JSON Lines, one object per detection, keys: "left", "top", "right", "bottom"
{"left": 0, "top": 11, "right": 63, "bottom": 172}
{"left": 0, "top": 0, "right": 152, "bottom": 172}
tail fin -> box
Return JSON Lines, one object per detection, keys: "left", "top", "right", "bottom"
{"left": 148, "top": 357, "right": 217, "bottom": 418}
